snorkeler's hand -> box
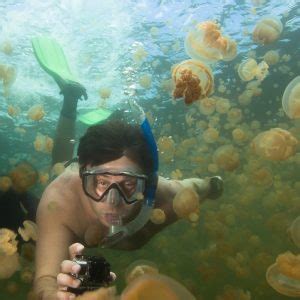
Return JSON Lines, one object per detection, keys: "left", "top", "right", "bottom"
{"left": 57, "top": 242, "right": 85, "bottom": 300}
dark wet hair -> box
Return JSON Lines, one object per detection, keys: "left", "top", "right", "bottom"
{"left": 77, "top": 116, "right": 154, "bottom": 175}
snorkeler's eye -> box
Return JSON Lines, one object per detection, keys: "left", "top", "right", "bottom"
{"left": 123, "top": 180, "right": 137, "bottom": 190}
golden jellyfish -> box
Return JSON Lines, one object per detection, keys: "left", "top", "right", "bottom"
{"left": 133, "top": 45, "right": 148, "bottom": 63}
{"left": 0, "top": 228, "right": 18, "bottom": 256}
{"left": 232, "top": 128, "right": 248, "bottom": 143}
{"left": 1, "top": 41, "right": 13, "bottom": 55}
{"left": 0, "top": 64, "right": 16, "bottom": 96}
{"left": 251, "top": 128, "right": 298, "bottom": 161}
{"left": 282, "top": 76, "right": 300, "bottom": 119}
{"left": 216, "top": 285, "right": 251, "bottom": 300}
{"left": 7, "top": 105, "right": 20, "bottom": 117}
{"left": 125, "top": 260, "right": 159, "bottom": 284}
{"left": 253, "top": 17, "right": 283, "bottom": 45}
{"left": 99, "top": 87, "right": 111, "bottom": 99}
{"left": 0, "top": 176, "right": 12, "bottom": 192}
{"left": 213, "top": 145, "right": 240, "bottom": 171}
{"left": 34, "top": 133, "right": 53, "bottom": 154}
{"left": 139, "top": 74, "right": 152, "bottom": 89}
{"left": 9, "top": 161, "right": 38, "bottom": 193}
{"left": 238, "top": 58, "right": 269, "bottom": 82}
{"left": 197, "top": 97, "right": 216, "bottom": 115}
{"left": 250, "top": 167, "right": 273, "bottom": 187}
{"left": 185, "top": 20, "right": 237, "bottom": 63}
{"left": 39, "top": 172, "right": 49, "bottom": 185}
{"left": 51, "top": 162, "right": 65, "bottom": 176}
{"left": 150, "top": 208, "right": 166, "bottom": 225}
{"left": 0, "top": 253, "right": 20, "bottom": 279}
{"left": 288, "top": 216, "right": 300, "bottom": 248}
{"left": 215, "top": 97, "right": 231, "bottom": 114}
{"left": 18, "top": 220, "right": 38, "bottom": 242}
{"left": 157, "top": 136, "right": 176, "bottom": 162}
{"left": 172, "top": 59, "right": 214, "bottom": 105}
{"left": 266, "top": 252, "right": 300, "bottom": 297}
{"left": 227, "top": 108, "right": 243, "bottom": 124}
{"left": 27, "top": 104, "right": 45, "bottom": 121}
{"left": 170, "top": 169, "right": 183, "bottom": 180}
{"left": 263, "top": 50, "right": 280, "bottom": 65}
{"left": 203, "top": 127, "right": 219, "bottom": 143}
{"left": 172, "top": 187, "right": 200, "bottom": 219}
{"left": 121, "top": 274, "right": 196, "bottom": 300}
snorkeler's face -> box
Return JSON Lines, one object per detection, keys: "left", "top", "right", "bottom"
{"left": 84, "top": 156, "right": 144, "bottom": 227}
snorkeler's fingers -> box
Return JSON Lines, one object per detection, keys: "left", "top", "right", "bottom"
{"left": 57, "top": 272, "right": 81, "bottom": 289}
{"left": 60, "top": 260, "right": 81, "bottom": 275}
{"left": 69, "top": 242, "right": 85, "bottom": 259}
{"left": 57, "top": 290, "right": 76, "bottom": 300}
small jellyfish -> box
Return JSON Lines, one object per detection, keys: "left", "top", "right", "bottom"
{"left": 232, "top": 128, "right": 248, "bottom": 143}
{"left": 213, "top": 145, "right": 240, "bottom": 171}
{"left": 197, "top": 97, "right": 216, "bottom": 115}
{"left": 282, "top": 76, "right": 300, "bottom": 119}
{"left": 9, "top": 161, "right": 38, "bottom": 193}
{"left": 18, "top": 220, "right": 38, "bottom": 242}
{"left": 51, "top": 163, "right": 65, "bottom": 177}
{"left": 172, "top": 59, "right": 214, "bottom": 105}
{"left": 215, "top": 97, "right": 231, "bottom": 114}
{"left": 27, "top": 105, "right": 45, "bottom": 121}
{"left": 157, "top": 136, "right": 176, "bottom": 163}
{"left": 121, "top": 274, "right": 196, "bottom": 300}
{"left": 133, "top": 45, "right": 148, "bottom": 63}
{"left": 1, "top": 41, "right": 13, "bottom": 55}
{"left": 203, "top": 127, "right": 219, "bottom": 143}
{"left": 0, "top": 176, "right": 12, "bottom": 192}
{"left": 263, "top": 50, "right": 280, "bottom": 65}
{"left": 172, "top": 187, "right": 200, "bottom": 219}
{"left": 0, "top": 228, "right": 18, "bottom": 256}
{"left": 125, "top": 260, "right": 159, "bottom": 284}
{"left": 288, "top": 216, "right": 300, "bottom": 248}
{"left": 7, "top": 105, "right": 20, "bottom": 117}
{"left": 253, "top": 17, "right": 283, "bottom": 45}
{"left": 266, "top": 252, "right": 300, "bottom": 297}
{"left": 238, "top": 58, "right": 269, "bottom": 82}
{"left": 139, "top": 74, "right": 152, "bottom": 89}
{"left": 150, "top": 208, "right": 166, "bottom": 225}
{"left": 251, "top": 128, "right": 298, "bottom": 161}
{"left": 99, "top": 87, "right": 111, "bottom": 99}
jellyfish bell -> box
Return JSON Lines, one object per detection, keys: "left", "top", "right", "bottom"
{"left": 172, "top": 187, "right": 200, "bottom": 219}
{"left": 251, "top": 128, "right": 298, "bottom": 161}
{"left": 253, "top": 16, "right": 283, "bottom": 45}
{"left": 266, "top": 252, "right": 300, "bottom": 297}
{"left": 125, "top": 260, "right": 159, "bottom": 284}
{"left": 282, "top": 76, "right": 300, "bottom": 119}
{"left": 263, "top": 50, "right": 280, "bottom": 65}
{"left": 172, "top": 59, "right": 214, "bottom": 105}
{"left": 213, "top": 145, "right": 240, "bottom": 171}
{"left": 121, "top": 274, "right": 196, "bottom": 300}
{"left": 238, "top": 58, "right": 269, "bottom": 82}
{"left": 288, "top": 216, "right": 300, "bottom": 248}
{"left": 27, "top": 104, "right": 45, "bottom": 121}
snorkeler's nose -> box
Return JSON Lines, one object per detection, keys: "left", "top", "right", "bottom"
{"left": 106, "top": 188, "right": 121, "bottom": 206}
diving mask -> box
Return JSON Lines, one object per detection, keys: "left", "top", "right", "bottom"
{"left": 81, "top": 167, "right": 147, "bottom": 204}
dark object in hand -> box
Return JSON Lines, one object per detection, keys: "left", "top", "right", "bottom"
{"left": 67, "top": 254, "right": 111, "bottom": 295}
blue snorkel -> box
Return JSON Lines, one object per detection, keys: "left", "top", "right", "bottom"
{"left": 102, "top": 99, "right": 158, "bottom": 247}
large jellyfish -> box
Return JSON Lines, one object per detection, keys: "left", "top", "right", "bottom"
{"left": 172, "top": 60, "right": 214, "bottom": 105}
{"left": 251, "top": 128, "right": 298, "bottom": 161}
{"left": 282, "top": 76, "right": 300, "bottom": 119}
{"left": 238, "top": 58, "right": 269, "bottom": 82}
{"left": 266, "top": 252, "right": 300, "bottom": 297}
{"left": 185, "top": 21, "right": 237, "bottom": 63}
{"left": 0, "top": 253, "right": 20, "bottom": 279}
{"left": 253, "top": 17, "right": 283, "bottom": 45}
{"left": 121, "top": 274, "right": 196, "bottom": 300}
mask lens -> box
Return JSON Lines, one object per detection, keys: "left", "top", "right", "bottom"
{"left": 82, "top": 171, "right": 146, "bottom": 203}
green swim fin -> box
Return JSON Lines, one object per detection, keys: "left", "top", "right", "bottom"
{"left": 32, "top": 36, "right": 79, "bottom": 88}
{"left": 78, "top": 107, "right": 113, "bottom": 125}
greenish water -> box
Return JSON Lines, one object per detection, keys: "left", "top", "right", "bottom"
{"left": 0, "top": 0, "right": 300, "bottom": 299}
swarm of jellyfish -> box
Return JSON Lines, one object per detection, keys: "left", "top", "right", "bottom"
{"left": 172, "top": 59, "right": 214, "bottom": 105}
{"left": 252, "top": 16, "right": 283, "bottom": 45}
{"left": 185, "top": 20, "right": 237, "bottom": 63}
{"left": 282, "top": 76, "right": 300, "bottom": 119}
{"left": 251, "top": 128, "right": 298, "bottom": 161}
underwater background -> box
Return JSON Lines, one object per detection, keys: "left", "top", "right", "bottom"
{"left": 0, "top": 0, "right": 300, "bottom": 299}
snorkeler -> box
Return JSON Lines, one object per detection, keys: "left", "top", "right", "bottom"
{"left": 29, "top": 37, "right": 224, "bottom": 300}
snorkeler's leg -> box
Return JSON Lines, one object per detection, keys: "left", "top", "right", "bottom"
{"left": 51, "top": 83, "right": 87, "bottom": 166}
